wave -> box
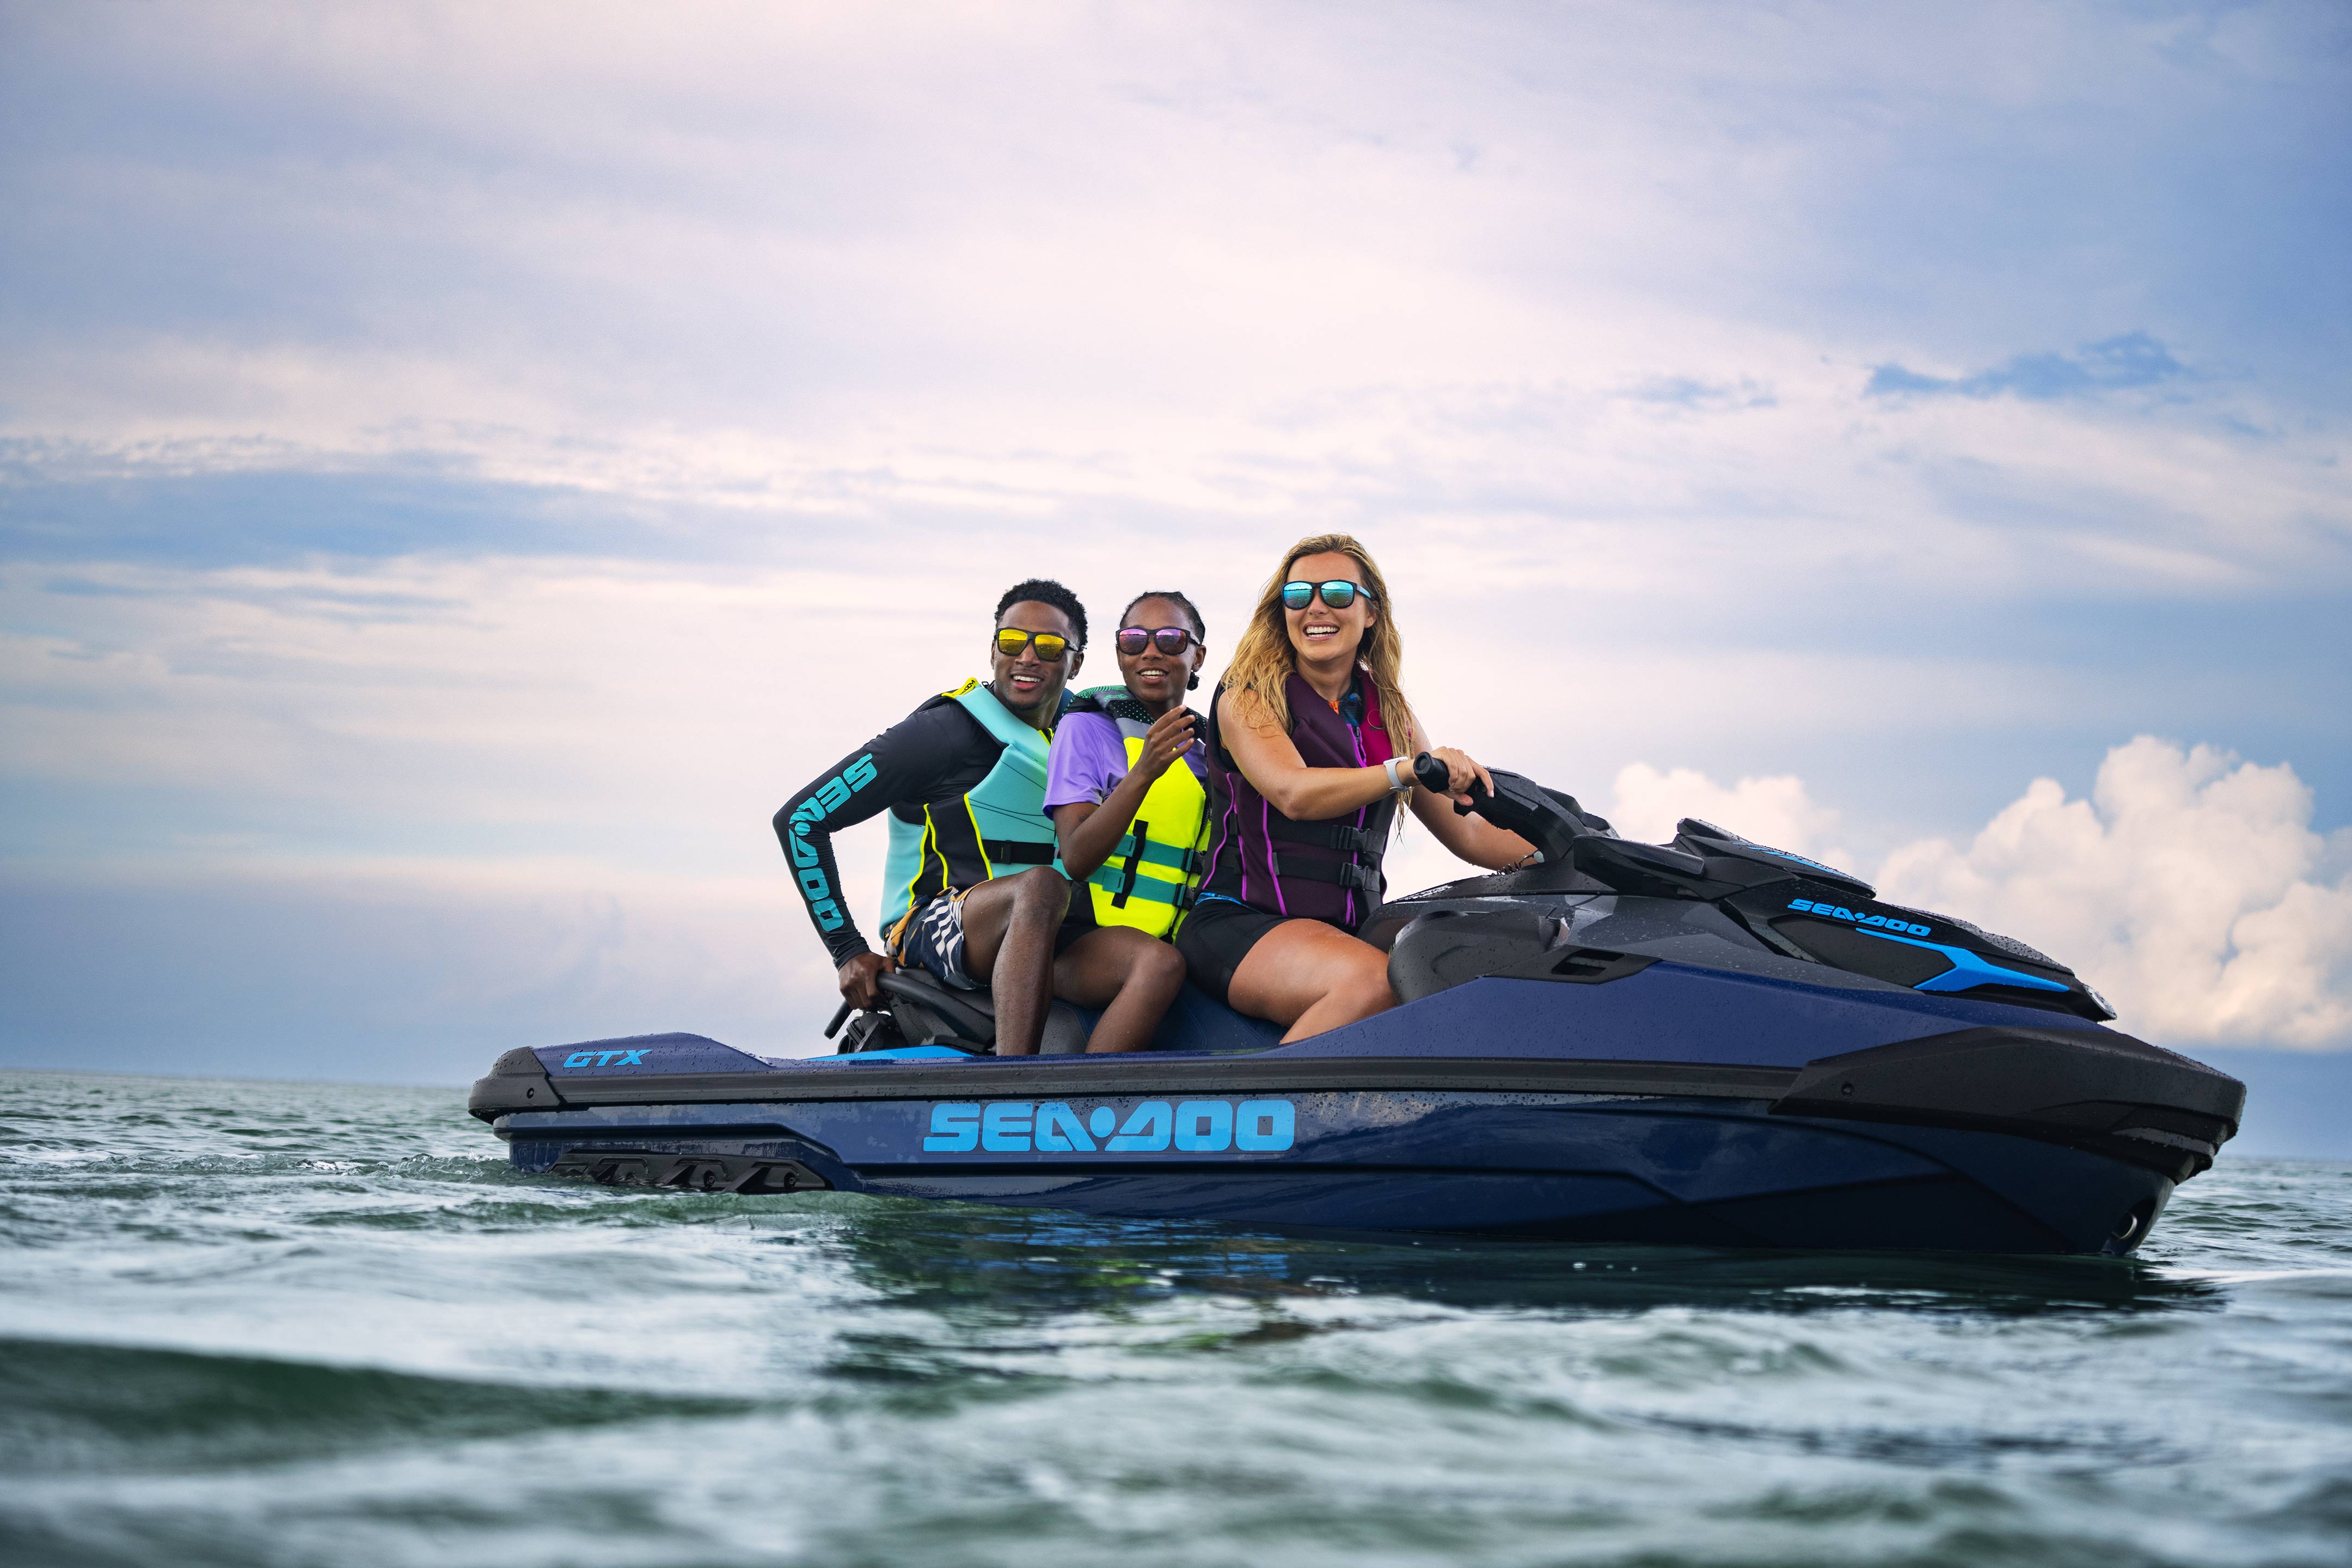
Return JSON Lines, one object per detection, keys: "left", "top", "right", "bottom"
{"left": 0, "top": 1337, "right": 758, "bottom": 1476}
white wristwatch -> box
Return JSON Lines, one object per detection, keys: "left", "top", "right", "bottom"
{"left": 1383, "top": 756, "right": 1406, "bottom": 792}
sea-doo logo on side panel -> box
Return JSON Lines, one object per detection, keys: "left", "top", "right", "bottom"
{"left": 560, "top": 1049, "right": 650, "bottom": 1068}
{"left": 921, "top": 1099, "right": 1296, "bottom": 1155}
{"left": 1786, "top": 899, "right": 1931, "bottom": 936}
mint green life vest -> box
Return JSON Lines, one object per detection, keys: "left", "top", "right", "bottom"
{"left": 879, "top": 679, "right": 1067, "bottom": 940}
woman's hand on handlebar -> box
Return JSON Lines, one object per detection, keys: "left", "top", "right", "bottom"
{"left": 1408, "top": 746, "right": 1529, "bottom": 869}
{"left": 1422, "top": 746, "right": 1493, "bottom": 808}
{"left": 836, "top": 951, "right": 897, "bottom": 1010}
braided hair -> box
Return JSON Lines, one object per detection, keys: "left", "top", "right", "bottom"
{"left": 1118, "top": 589, "right": 1204, "bottom": 638}
{"left": 1119, "top": 590, "right": 1208, "bottom": 690}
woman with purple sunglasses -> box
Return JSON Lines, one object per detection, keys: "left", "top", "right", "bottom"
{"left": 1039, "top": 591, "right": 1216, "bottom": 1051}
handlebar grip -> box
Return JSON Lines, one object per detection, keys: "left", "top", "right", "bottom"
{"left": 823, "top": 1000, "right": 854, "bottom": 1039}
{"left": 1413, "top": 751, "right": 1489, "bottom": 816}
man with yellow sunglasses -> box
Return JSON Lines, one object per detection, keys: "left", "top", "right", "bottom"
{"left": 774, "top": 579, "right": 1097, "bottom": 1055}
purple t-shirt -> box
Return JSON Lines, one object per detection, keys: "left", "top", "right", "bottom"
{"left": 1044, "top": 709, "right": 1208, "bottom": 816}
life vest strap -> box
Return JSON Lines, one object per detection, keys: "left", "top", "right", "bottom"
{"left": 982, "top": 839, "right": 1057, "bottom": 866}
{"left": 1110, "top": 835, "right": 1197, "bottom": 872}
{"left": 1274, "top": 853, "right": 1382, "bottom": 893}
{"left": 1268, "top": 817, "right": 1383, "bottom": 857}
{"left": 1088, "top": 866, "right": 1183, "bottom": 905}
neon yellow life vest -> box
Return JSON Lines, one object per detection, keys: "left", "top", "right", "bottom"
{"left": 1067, "top": 688, "right": 1211, "bottom": 940}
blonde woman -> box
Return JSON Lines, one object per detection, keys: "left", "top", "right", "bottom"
{"left": 1178, "top": 535, "right": 1530, "bottom": 1040}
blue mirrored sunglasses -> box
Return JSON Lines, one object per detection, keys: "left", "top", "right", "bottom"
{"left": 1282, "top": 579, "right": 1373, "bottom": 611}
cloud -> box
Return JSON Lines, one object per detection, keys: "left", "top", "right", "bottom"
{"left": 1865, "top": 332, "right": 2188, "bottom": 401}
{"left": 3, "top": 3, "right": 2344, "bottom": 590}
{"left": 1878, "top": 738, "right": 2352, "bottom": 1050}
{"left": 1603, "top": 763, "right": 1855, "bottom": 875}
{"left": 1561, "top": 740, "right": 2352, "bottom": 1050}
{"left": 1617, "top": 377, "right": 1778, "bottom": 414}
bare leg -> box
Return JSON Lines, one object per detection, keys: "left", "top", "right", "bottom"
{"left": 1053, "top": 927, "right": 1186, "bottom": 1053}
{"left": 958, "top": 868, "right": 1070, "bottom": 1055}
{"left": 1226, "top": 918, "right": 1397, "bottom": 1043}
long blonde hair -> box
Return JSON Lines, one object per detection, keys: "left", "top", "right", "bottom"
{"left": 1222, "top": 533, "right": 1420, "bottom": 760}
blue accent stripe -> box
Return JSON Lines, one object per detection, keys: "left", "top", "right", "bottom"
{"left": 1854, "top": 928, "right": 2070, "bottom": 995}
{"left": 807, "top": 1045, "right": 981, "bottom": 1065}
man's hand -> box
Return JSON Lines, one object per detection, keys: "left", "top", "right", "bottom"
{"left": 1135, "top": 706, "right": 1199, "bottom": 783}
{"left": 836, "top": 951, "right": 897, "bottom": 1010}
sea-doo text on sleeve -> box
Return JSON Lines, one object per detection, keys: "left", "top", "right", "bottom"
{"left": 773, "top": 704, "right": 991, "bottom": 966}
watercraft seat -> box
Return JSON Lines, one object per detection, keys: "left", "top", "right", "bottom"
{"left": 1385, "top": 908, "right": 1657, "bottom": 1003}
{"left": 852, "top": 970, "right": 1092, "bottom": 1055}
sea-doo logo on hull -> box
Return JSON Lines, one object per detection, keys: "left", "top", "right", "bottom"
{"left": 1786, "top": 899, "right": 1931, "bottom": 937}
{"left": 922, "top": 1099, "right": 1296, "bottom": 1155}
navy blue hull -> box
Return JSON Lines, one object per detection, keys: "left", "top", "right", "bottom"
{"left": 498, "top": 1089, "right": 2172, "bottom": 1255}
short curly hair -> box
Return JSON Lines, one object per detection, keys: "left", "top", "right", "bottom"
{"left": 994, "top": 578, "right": 1088, "bottom": 650}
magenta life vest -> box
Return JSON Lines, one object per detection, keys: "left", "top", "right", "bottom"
{"left": 1198, "top": 671, "right": 1398, "bottom": 928}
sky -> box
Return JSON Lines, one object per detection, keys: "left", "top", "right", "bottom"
{"left": 2, "top": 2, "right": 2348, "bottom": 1151}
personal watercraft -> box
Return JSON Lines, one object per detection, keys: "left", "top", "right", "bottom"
{"left": 470, "top": 760, "right": 2244, "bottom": 1255}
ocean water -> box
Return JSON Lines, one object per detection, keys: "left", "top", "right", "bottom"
{"left": 3, "top": 1069, "right": 2349, "bottom": 1568}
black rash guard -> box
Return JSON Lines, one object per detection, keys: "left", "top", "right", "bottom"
{"left": 774, "top": 698, "right": 1006, "bottom": 968}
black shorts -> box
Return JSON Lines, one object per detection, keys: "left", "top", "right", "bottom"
{"left": 1176, "top": 896, "right": 1351, "bottom": 1007}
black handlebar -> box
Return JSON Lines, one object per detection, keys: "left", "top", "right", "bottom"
{"left": 1411, "top": 754, "right": 1708, "bottom": 893}
{"left": 1412, "top": 751, "right": 1488, "bottom": 816}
